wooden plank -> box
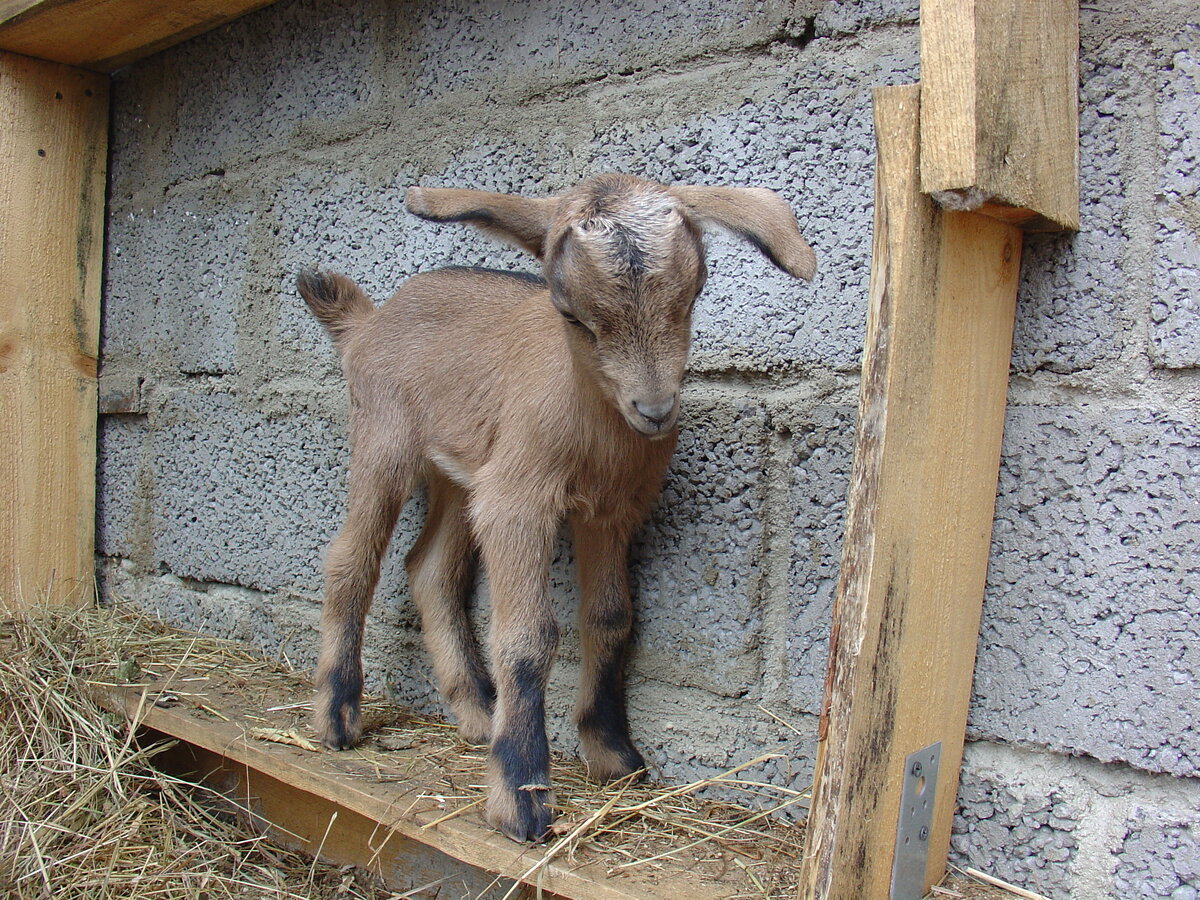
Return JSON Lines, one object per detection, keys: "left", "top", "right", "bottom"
{"left": 0, "top": 51, "right": 107, "bottom": 608}
{"left": 798, "top": 84, "right": 1022, "bottom": 900}
{"left": 920, "top": 0, "right": 1079, "bottom": 231}
{"left": 149, "top": 733, "right": 544, "bottom": 899}
{"left": 0, "top": 0, "right": 278, "bottom": 72}
{"left": 103, "top": 686, "right": 719, "bottom": 900}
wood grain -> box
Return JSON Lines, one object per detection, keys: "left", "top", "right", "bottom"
{"left": 149, "top": 734, "right": 542, "bottom": 899}
{"left": 0, "top": 0, "right": 278, "bottom": 71}
{"left": 0, "top": 51, "right": 107, "bottom": 607}
{"left": 103, "top": 686, "right": 727, "bottom": 900}
{"left": 798, "top": 84, "right": 1022, "bottom": 899}
{"left": 920, "top": 0, "right": 1079, "bottom": 231}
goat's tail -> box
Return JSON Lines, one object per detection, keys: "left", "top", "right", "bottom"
{"left": 297, "top": 268, "right": 375, "bottom": 350}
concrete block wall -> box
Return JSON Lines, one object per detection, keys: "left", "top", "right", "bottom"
{"left": 96, "top": 1, "right": 1199, "bottom": 896}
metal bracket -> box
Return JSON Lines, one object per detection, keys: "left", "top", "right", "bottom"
{"left": 890, "top": 741, "right": 942, "bottom": 900}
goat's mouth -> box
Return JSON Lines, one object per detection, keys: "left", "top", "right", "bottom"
{"left": 623, "top": 395, "right": 678, "bottom": 438}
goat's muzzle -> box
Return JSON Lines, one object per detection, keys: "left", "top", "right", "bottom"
{"left": 628, "top": 394, "right": 678, "bottom": 438}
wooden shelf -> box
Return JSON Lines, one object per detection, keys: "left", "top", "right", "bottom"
{"left": 99, "top": 679, "right": 795, "bottom": 900}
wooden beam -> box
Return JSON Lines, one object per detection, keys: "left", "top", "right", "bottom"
{"left": 0, "top": 50, "right": 107, "bottom": 608}
{"left": 149, "top": 732, "right": 546, "bottom": 899}
{"left": 0, "top": 0, "right": 278, "bottom": 72}
{"left": 104, "top": 687, "right": 725, "bottom": 900}
{"left": 919, "top": 0, "right": 1079, "bottom": 231}
{"left": 798, "top": 84, "right": 1022, "bottom": 900}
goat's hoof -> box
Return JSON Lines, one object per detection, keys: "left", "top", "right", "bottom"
{"left": 453, "top": 707, "right": 493, "bottom": 747}
{"left": 314, "top": 703, "right": 361, "bottom": 751}
{"left": 581, "top": 738, "right": 646, "bottom": 783}
{"left": 487, "top": 786, "right": 556, "bottom": 844}
{"left": 320, "top": 733, "right": 357, "bottom": 751}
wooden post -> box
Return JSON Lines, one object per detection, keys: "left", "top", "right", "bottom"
{"left": 798, "top": 84, "right": 1023, "bottom": 900}
{"left": 919, "top": 0, "right": 1079, "bottom": 231}
{"left": 800, "top": 0, "right": 1078, "bottom": 892}
{"left": 0, "top": 50, "right": 107, "bottom": 607}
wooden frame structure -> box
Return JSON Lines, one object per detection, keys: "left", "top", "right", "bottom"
{"left": 0, "top": 1, "right": 1078, "bottom": 897}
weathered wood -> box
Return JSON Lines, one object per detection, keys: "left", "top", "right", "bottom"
{"left": 920, "top": 0, "right": 1079, "bottom": 231}
{"left": 798, "top": 84, "right": 1022, "bottom": 900}
{"left": 149, "top": 733, "right": 544, "bottom": 899}
{"left": 0, "top": 51, "right": 107, "bottom": 608}
{"left": 104, "top": 686, "right": 724, "bottom": 900}
{"left": 0, "top": 0, "right": 278, "bottom": 72}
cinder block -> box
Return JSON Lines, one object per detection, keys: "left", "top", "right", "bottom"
{"left": 1012, "top": 57, "right": 1129, "bottom": 375}
{"left": 109, "top": 0, "right": 378, "bottom": 193}
{"left": 786, "top": 406, "right": 855, "bottom": 714}
{"left": 102, "top": 558, "right": 321, "bottom": 661}
{"left": 971, "top": 406, "right": 1200, "bottom": 777}
{"left": 814, "top": 0, "right": 919, "bottom": 37}
{"left": 628, "top": 393, "right": 771, "bottom": 696}
{"left": 949, "top": 767, "right": 1079, "bottom": 898}
{"left": 1114, "top": 804, "right": 1200, "bottom": 898}
{"left": 96, "top": 416, "right": 152, "bottom": 561}
{"left": 104, "top": 190, "right": 253, "bottom": 377}
{"left": 1153, "top": 29, "right": 1200, "bottom": 369}
{"left": 398, "top": 0, "right": 801, "bottom": 102}
{"left": 141, "top": 391, "right": 379, "bottom": 595}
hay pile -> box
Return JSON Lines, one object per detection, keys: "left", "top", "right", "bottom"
{"left": 0, "top": 604, "right": 390, "bottom": 900}
{"left": 0, "top": 601, "right": 1020, "bottom": 900}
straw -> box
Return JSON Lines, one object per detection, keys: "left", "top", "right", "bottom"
{"left": 0, "top": 603, "right": 391, "bottom": 900}
{"left": 1, "top": 600, "right": 1009, "bottom": 900}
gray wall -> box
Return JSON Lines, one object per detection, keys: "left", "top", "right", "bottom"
{"left": 96, "top": 2, "right": 1199, "bottom": 897}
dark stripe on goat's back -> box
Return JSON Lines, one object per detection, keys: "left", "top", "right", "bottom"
{"left": 441, "top": 266, "right": 546, "bottom": 287}
{"left": 422, "top": 208, "right": 498, "bottom": 226}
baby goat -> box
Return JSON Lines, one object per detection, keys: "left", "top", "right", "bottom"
{"left": 298, "top": 173, "right": 815, "bottom": 842}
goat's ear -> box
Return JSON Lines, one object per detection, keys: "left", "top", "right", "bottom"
{"left": 405, "top": 186, "right": 559, "bottom": 258}
{"left": 669, "top": 186, "right": 816, "bottom": 280}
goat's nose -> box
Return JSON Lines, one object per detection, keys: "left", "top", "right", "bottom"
{"left": 633, "top": 396, "right": 676, "bottom": 426}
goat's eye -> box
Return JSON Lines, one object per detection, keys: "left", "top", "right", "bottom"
{"left": 560, "top": 309, "right": 595, "bottom": 338}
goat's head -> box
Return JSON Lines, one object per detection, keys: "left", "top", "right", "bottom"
{"left": 405, "top": 174, "right": 816, "bottom": 438}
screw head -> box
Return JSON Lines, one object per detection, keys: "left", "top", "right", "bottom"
{"left": 911, "top": 761, "right": 923, "bottom": 777}
{"left": 919, "top": 826, "right": 930, "bottom": 841}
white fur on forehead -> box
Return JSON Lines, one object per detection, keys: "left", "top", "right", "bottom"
{"left": 571, "top": 189, "right": 685, "bottom": 275}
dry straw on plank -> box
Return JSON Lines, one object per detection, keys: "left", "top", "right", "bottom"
{"left": 0, "top": 601, "right": 1014, "bottom": 900}
{"left": 0, "top": 603, "right": 389, "bottom": 900}
{"left": 1, "top": 601, "right": 813, "bottom": 899}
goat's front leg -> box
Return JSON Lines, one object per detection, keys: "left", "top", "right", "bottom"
{"left": 473, "top": 501, "right": 559, "bottom": 843}
{"left": 571, "top": 514, "right": 646, "bottom": 782}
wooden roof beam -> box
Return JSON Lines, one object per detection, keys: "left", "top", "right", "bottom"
{"left": 0, "top": 0, "right": 278, "bottom": 72}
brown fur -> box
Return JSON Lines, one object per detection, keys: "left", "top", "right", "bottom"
{"left": 299, "top": 174, "right": 814, "bottom": 842}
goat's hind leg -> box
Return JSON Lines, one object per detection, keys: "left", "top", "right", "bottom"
{"left": 406, "top": 473, "right": 494, "bottom": 744}
{"left": 315, "top": 434, "right": 416, "bottom": 750}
